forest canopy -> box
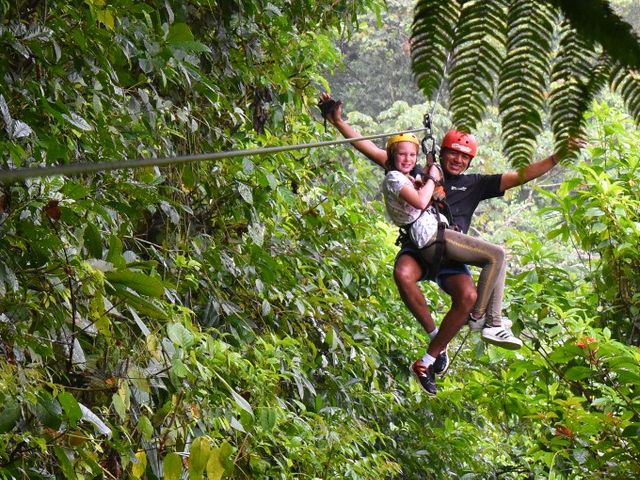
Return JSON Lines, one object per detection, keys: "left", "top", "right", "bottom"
{"left": 0, "top": 1, "right": 639, "bottom": 479}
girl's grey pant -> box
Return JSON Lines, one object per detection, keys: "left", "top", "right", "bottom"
{"left": 419, "top": 229, "right": 505, "bottom": 320}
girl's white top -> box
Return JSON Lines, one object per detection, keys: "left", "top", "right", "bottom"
{"left": 382, "top": 170, "right": 448, "bottom": 248}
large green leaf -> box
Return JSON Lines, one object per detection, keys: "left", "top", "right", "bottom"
{"left": 206, "top": 448, "right": 225, "bottom": 480}
{"left": 32, "top": 392, "right": 63, "bottom": 430}
{"left": 105, "top": 270, "right": 164, "bottom": 297}
{"left": 188, "top": 436, "right": 211, "bottom": 480}
{"left": 0, "top": 400, "right": 21, "bottom": 434}
{"left": 164, "top": 452, "right": 183, "bottom": 480}
{"left": 58, "top": 391, "right": 82, "bottom": 426}
{"left": 111, "top": 285, "right": 169, "bottom": 319}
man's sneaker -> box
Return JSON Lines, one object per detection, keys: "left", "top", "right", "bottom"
{"left": 481, "top": 326, "right": 523, "bottom": 350}
{"left": 433, "top": 347, "right": 449, "bottom": 375}
{"left": 468, "top": 313, "right": 486, "bottom": 332}
{"left": 411, "top": 360, "right": 437, "bottom": 396}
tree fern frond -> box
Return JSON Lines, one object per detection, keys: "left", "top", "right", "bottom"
{"left": 411, "top": 0, "right": 640, "bottom": 167}
{"left": 411, "top": 0, "right": 460, "bottom": 99}
{"left": 610, "top": 62, "right": 640, "bottom": 124}
{"left": 498, "top": 0, "right": 556, "bottom": 168}
{"left": 549, "top": 24, "right": 609, "bottom": 160}
{"left": 448, "top": 0, "right": 508, "bottom": 131}
{"left": 549, "top": 0, "right": 640, "bottom": 70}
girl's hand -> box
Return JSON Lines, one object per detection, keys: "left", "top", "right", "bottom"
{"left": 318, "top": 92, "right": 343, "bottom": 125}
{"left": 428, "top": 164, "right": 442, "bottom": 183}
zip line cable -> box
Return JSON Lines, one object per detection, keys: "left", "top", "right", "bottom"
{"left": 0, "top": 127, "right": 429, "bottom": 184}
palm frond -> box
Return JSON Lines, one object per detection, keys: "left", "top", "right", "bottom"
{"left": 549, "top": 25, "right": 609, "bottom": 160}
{"left": 498, "top": 0, "right": 556, "bottom": 167}
{"left": 411, "top": 0, "right": 460, "bottom": 98}
{"left": 448, "top": 0, "right": 508, "bottom": 132}
{"left": 549, "top": 0, "right": 640, "bottom": 70}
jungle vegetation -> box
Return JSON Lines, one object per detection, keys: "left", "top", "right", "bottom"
{"left": 0, "top": 1, "right": 639, "bottom": 479}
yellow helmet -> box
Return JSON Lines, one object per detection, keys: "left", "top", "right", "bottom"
{"left": 386, "top": 133, "right": 420, "bottom": 149}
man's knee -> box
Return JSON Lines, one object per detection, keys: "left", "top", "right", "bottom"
{"left": 394, "top": 255, "right": 423, "bottom": 287}
{"left": 446, "top": 276, "right": 477, "bottom": 310}
{"left": 455, "top": 286, "right": 477, "bottom": 310}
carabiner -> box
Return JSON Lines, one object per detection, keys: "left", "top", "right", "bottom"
{"left": 421, "top": 134, "right": 436, "bottom": 157}
{"left": 423, "top": 113, "right": 432, "bottom": 130}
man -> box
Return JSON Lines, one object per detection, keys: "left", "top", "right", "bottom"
{"left": 319, "top": 93, "right": 567, "bottom": 394}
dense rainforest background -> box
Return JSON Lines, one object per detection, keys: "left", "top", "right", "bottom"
{"left": 1, "top": 0, "right": 639, "bottom": 479}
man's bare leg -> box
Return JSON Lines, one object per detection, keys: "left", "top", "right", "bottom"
{"left": 427, "top": 274, "right": 476, "bottom": 357}
{"left": 393, "top": 253, "right": 436, "bottom": 334}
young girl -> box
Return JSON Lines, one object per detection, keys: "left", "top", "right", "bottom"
{"left": 382, "top": 134, "right": 505, "bottom": 394}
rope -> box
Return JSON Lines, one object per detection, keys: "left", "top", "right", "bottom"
{"left": 441, "top": 326, "right": 471, "bottom": 377}
{"left": 420, "top": 51, "right": 451, "bottom": 158}
{"left": 429, "top": 51, "right": 451, "bottom": 120}
{"left": 0, "top": 127, "right": 429, "bottom": 184}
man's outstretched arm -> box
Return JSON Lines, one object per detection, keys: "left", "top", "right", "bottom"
{"left": 499, "top": 154, "right": 558, "bottom": 192}
{"left": 500, "top": 140, "right": 585, "bottom": 192}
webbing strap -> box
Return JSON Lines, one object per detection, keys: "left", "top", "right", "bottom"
{"left": 427, "top": 222, "right": 447, "bottom": 281}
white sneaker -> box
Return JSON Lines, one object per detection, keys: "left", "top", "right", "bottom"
{"left": 468, "top": 314, "right": 486, "bottom": 332}
{"left": 481, "top": 326, "right": 523, "bottom": 350}
{"left": 486, "top": 316, "right": 512, "bottom": 329}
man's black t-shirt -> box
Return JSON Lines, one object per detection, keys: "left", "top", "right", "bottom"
{"left": 444, "top": 172, "right": 504, "bottom": 233}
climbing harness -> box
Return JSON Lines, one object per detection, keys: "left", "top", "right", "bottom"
{"left": 394, "top": 111, "right": 455, "bottom": 281}
{"left": 0, "top": 127, "right": 430, "bottom": 184}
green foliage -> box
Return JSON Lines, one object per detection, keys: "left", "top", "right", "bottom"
{"left": 549, "top": 26, "right": 607, "bottom": 159}
{"left": 448, "top": 0, "right": 507, "bottom": 131}
{"left": 327, "top": 0, "right": 423, "bottom": 117}
{"left": 1, "top": 0, "right": 409, "bottom": 478}
{"left": 500, "top": 0, "right": 556, "bottom": 165}
{"left": 1, "top": 1, "right": 640, "bottom": 479}
{"left": 411, "top": 0, "right": 640, "bottom": 167}
{"left": 549, "top": 0, "right": 640, "bottom": 68}
{"left": 540, "top": 101, "right": 640, "bottom": 343}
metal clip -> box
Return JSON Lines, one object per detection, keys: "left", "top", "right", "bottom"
{"left": 423, "top": 113, "right": 432, "bottom": 130}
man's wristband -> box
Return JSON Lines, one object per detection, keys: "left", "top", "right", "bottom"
{"left": 425, "top": 175, "right": 439, "bottom": 184}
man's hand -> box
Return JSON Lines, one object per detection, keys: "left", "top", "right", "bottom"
{"left": 412, "top": 174, "right": 425, "bottom": 189}
{"left": 551, "top": 137, "right": 587, "bottom": 165}
{"left": 568, "top": 137, "right": 587, "bottom": 152}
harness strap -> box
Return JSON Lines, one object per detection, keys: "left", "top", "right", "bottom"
{"left": 427, "top": 221, "right": 447, "bottom": 281}
{"left": 395, "top": 202, "right": 450, "bottom": 281}
{"left": 395, "top": 205, "right": 432, "bottom": 246}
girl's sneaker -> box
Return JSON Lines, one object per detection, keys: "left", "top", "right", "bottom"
{"left": 468, "top": 313, "right": 486, "bottom": 331}
{"left": 481, "top": 326, "right": 523, "bottom": 350}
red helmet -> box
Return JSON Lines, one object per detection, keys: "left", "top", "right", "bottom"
{"left": 441, "top": 129, "right": 477, "bottom": 158}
